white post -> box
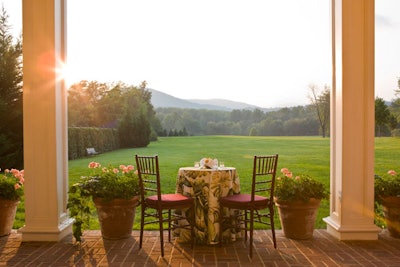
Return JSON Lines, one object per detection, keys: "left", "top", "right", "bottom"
{"left": 20, "top": 0, "right": 73, "bottom": 241}
{"left": 323, "top": 0, "right": 380, "bottom": 239}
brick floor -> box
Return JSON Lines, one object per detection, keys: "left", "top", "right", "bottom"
{"left": 1, "top": 229, "right": 400, "bottom": 266}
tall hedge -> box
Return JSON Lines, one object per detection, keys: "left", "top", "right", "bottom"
{"left": 68, "top": 127, "right": 119, "bottom": 160}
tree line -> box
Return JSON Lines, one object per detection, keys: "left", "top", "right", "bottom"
{"left": 155, "top": 106, "right": 320, "bottom": 136}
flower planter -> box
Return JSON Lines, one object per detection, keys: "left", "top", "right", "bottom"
{"left": 275, "top": 198, "right": 321, "bottom": 239}
{"left": 0, "top": 199, "right": 20, "bottom": 237}
{"left": 93, "top": 196, "right": 140, "bottom": 240}
{"left": 381, "top": 196, "right": 400, "bottom": 238}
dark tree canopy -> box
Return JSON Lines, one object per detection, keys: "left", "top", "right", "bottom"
{"left": 0, "top": 7, "right": 23, "bottom": 170}
{"left": 68, "top": 80, "right": 157, "bottom": 148}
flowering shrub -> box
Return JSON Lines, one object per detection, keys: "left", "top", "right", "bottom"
{"left": 274, "top": 168, "right": 328, "bottom": 202}
{"left": 73, "top": 161, "right": 140, "bottom": 200}
{"left": 67, "top": 162, "right": 140, "bottom": 241}
{"left": 0, "top": 168, "right": 25, "bottom": 201}
{"left": 374, "top": 170, "right": 400, "bottom": 203}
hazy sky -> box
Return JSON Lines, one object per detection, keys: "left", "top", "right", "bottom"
{"left": 2, "top": 0, "right": 399, "bottom": 108}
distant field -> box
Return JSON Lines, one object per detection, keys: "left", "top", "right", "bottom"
{"left": 14, "top": 136, "right": 400, "bottom": 230}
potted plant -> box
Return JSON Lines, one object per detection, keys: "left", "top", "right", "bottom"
{"left": 67, "top": 162, "right": 140, "bottom": 241}
{"left": 0, "top": 168, "right": 25, "bottom": 236}
{"left": 374, "top": 170, "right": 400, "bottom": 238}
{"left": 274, "top": 168, "right": 329, "bottom": 239}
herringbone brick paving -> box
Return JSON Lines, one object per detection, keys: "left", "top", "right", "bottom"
{"left": 1, "top": 229, "right": 400, "bottom": 266}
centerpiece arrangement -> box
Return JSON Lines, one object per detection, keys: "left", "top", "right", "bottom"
{"left": 199, "top": 158, "right": 218, "bottom": 169}
{"left": 274, "top": 167, "right": 329, "bottom": 239}
{"left": 374, "top": 170, "right": 400, "bottom": 238}
{"left": 0, "top": 168, "right": 25, "bottom": 236}
{"left": 67, "top": 162, "right": 140, "bottom": 241}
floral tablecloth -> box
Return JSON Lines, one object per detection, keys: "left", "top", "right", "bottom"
{"left": 175, "top": 167, "right": 241, "bottom": 244}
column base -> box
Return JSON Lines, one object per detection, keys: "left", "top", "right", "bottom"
{"left": 19, "top": 218, "right": 74, "bottom": 242}
{"left": 323, "top": 216, "right": 381, "bottom": 240}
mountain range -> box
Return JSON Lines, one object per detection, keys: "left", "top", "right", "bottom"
{"left": 148, "top": 88, "right": 278, "bottom": 112}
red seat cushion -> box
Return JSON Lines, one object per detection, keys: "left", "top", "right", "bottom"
{"left": 145, "top": 193, "right": 194, "bottom": 209}
{"left": 219, "top": 193, "right": 269, "bottom": 209}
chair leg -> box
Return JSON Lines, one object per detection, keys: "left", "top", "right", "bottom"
{"left": 139, "top": 206, "right": 145, "bottom": 249}
{"left": 158, "top": 209, "right": 165, "bottom": 257}
{"left": 249, "top": 209, "right": 254, "bottom": 258}
{"left": 270, "top": 205, "right": 277, "bottom": 248}
{"left": 244, "top": 210, "right": 248, "bottom": 242}
{"left": 168, "top": 209, "right": 172, "bottom": 242}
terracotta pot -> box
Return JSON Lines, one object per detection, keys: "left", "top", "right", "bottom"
{"left": 275, "top": 198, "right": 321, "bottom": 239}
{"left": 0, "top": 199, "right": 20, "bottom": 237}
{"left": 381, "top": 196, "right": 400, "bottom": 238}
{"left": 93, "top": 196, "right": 140, "bottom": 240}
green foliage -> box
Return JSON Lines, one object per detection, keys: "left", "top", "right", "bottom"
{"left": 375, "top": 97, "right": 392, "bottom": 137}
{"left": 68, "top": 80, "right": 120, "bottom": 127}
{"left": 0, "top": 168, "right": 24, "bottom": 201}
{"left": 389, "top": 96, "right": 400, "bottom": 136}
{"left": 68, "top": 127, "right": 119, "bottom": 159}
{"left": 0, "top": 7, "right": 23, "bottom": 170}
{"left": 374, "top": 170, "right": 400, "bottom": 203}
{"left": 374, "top": 170, "right": 400, "bottom": 229}
{"left": 391, "top": 129, "right": 400, "bottom": 137}
{"left": 66, "top": 185, "right": 92, "bottom": 242}
{"left": 118, "top": 85, "right": 152, "bottom": 148}
{"left": 155, "top": 106, "right": 320, "bottom": 136}
{"left": 68, "top": 81, "right": 158, "bottom": 149}
{"left": 275, "top": 168, "right": 329, "bottom": 202}
{"left": 67, "top": 162, "right": 140, "bottom": 241}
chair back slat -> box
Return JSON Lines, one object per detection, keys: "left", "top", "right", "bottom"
{"left": 251, "top": 155, "right": 278, "bottom": 201}
{"left": 135, "top": 155, "right": 162, "bottom": 202}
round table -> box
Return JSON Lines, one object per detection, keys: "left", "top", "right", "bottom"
{"left": 175, "top": 167, "right": 241, "bottom": 244}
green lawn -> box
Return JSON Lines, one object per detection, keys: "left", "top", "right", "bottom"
{"left": 14, "top": 136, "right": 400, "bottom": 230}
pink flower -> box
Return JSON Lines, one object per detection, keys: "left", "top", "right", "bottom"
{"left": 14, "top": 183, "right": 21, "bottom": 190}
{"left": 388, "top": 170, "right": 396, "bottom": 176}
{"left": 10, "top": 168, "right": 20, "bottom": 176}
{"left": 88, "top": 162, "right": 101, "bottom": 168}
{"left": 15, "top": 172, "right": 23, "bottom": 180}
{"left": 113, "top": 168, "right": 119, "bottom": 174}
{"left": 281, "top": 168, "right": 289, "bottom": 174}
{"left": 119, "top": 165, "right": 135, "bottom": 173}
{"left": 281, "top": 168, "right": 293, "bottom": 178}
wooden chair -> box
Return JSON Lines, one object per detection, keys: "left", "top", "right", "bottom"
{"left": 219, "top": 154, "right": 278, "bottom": 258}
{"left": 135, "top": 155, "right": 194, "bottom": 257}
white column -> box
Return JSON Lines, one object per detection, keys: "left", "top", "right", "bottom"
{"left": 20, "top": 0, "right": 73, "bottom": 241}
{"left": 323, "top": 0, "right": 380, "bottom": 240}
